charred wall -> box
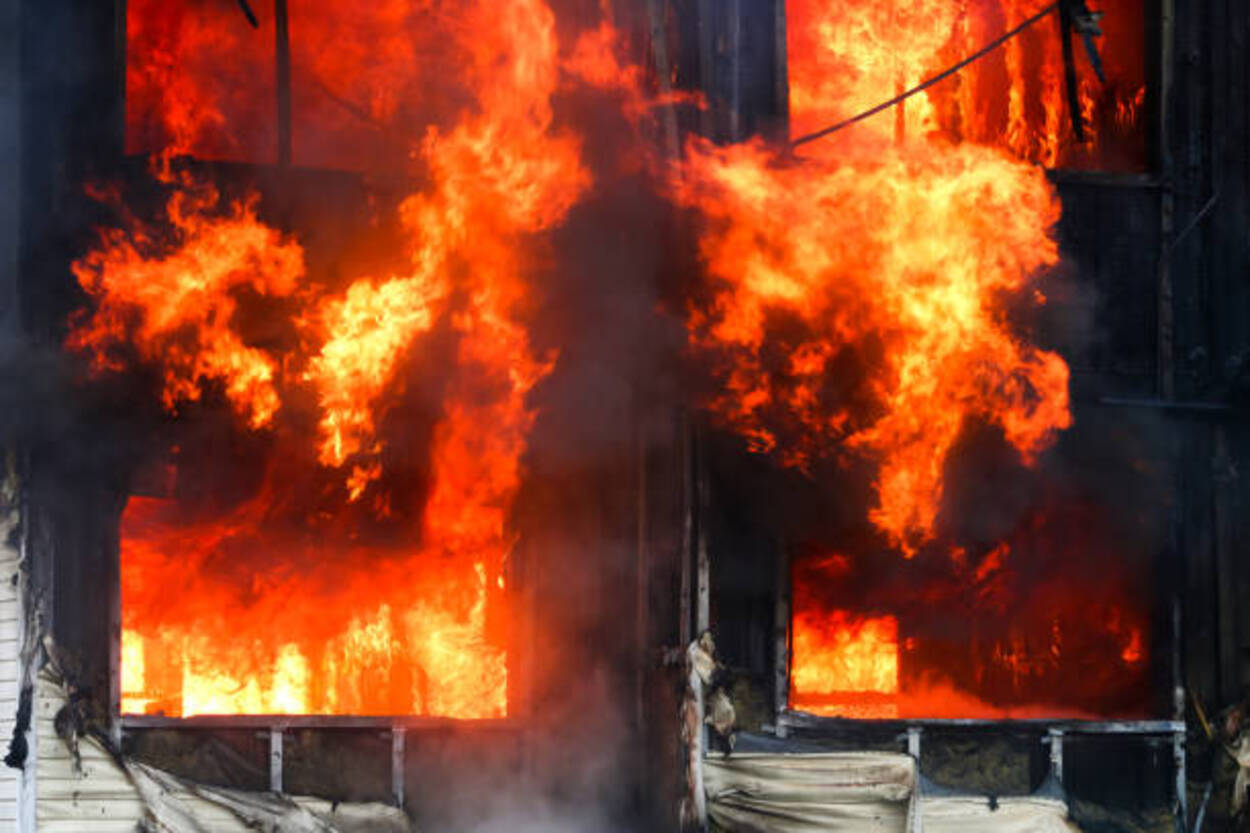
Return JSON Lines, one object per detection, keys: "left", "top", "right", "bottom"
{"left": 15, "top": 0, "right": 126, "bottom": 727}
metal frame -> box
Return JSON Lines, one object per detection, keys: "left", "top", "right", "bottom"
{"left": 777, "top": 712, "right": 1185, "bottom": 734}
{"left": 774, "top": 710, "right": 1188, "bottom": 831}
{"left": 121, "top": 716, "right": 522, "bottom": 804}
{"left": 767, "top": 525, "right": 1189, "bottom": 826}
{"left": 120, "top": 714, "right": 522, "bottom": 730}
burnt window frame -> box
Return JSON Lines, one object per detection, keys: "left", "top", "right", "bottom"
{"left": 108, "top": 0, "right": 528, "bottom": 740}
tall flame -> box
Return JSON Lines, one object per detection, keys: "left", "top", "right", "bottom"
{"left": 673, "top": 0, "right": 1086, "bottom": 554}
{"left": 675, "top": 138, "right": 1069, "bottom": 553}
{"left": 85, "top": 0, "right": 590, "bottom": 717}
{"left": 673, "top": 0, "right": 1148, "bottom": 717}
{"left": 787, "top": 0, "right": 1147, "bottom": 169}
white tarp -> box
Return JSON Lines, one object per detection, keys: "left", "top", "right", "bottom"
{"left": 704, "top": 752, "right": 915, "bottom": 833}
{"left": 704, "top": 751, "right": 1079, "bottom": 833}
{"left": 922, "top": 795, "right": 1078, "bottom": 833}
{"left": 130, "top": 761, "right": 412, "bottom": 833}
{"left": 1231, "top": 733, "right": 1250, "bottom": 815}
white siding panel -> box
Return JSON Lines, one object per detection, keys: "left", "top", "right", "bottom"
{"left": 0, "top": 489, "right": 21, "bottom": 832}
{"left": 33, "top": 676, "right": 148, "bottom": 832}
{"left": 37, "top": 824, "right": 140, "bottom": 833}
{"left": 31, "top": 677, "right": 259, "bottom": 832}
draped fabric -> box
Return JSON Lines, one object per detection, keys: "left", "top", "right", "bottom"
{"left": 704, "top": 750, "right": 1078, "bottom": 833}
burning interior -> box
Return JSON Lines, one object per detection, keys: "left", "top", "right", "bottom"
{"left": 103, "top": 0, "right": 1155, "bottom": 725}
{"left": 5, "top": 0, "right": 1250, "bottom": 830}
{"left": 106, "top": 0, "right": 575, "bottom": 719}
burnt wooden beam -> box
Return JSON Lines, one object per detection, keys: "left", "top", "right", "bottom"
{"left": 679, "top": 413, "right": 693, "bottom": 647}
{"left": 115, "top": 0, "right": 127, "bottom": 152}
{"left": 1212, "top": 428, "right": 1239, "bottom": 704}
{"left": 696, "top": 0, "right": 714, "bottom": 139}
{"left": 1, "top": 0, "right": 18, "bottom": 344}
{"left": 634, "top": 416, "right": 649, "bottom": 801}
{"left": 695, "top": 425, "right": 710, "bottom": 636}
{"left": 1156, "top": 0, "right": 1175, "bottom": 401}
{"left": 1058, "top": 0, "right": 1085, "bottom": 143}
{"left": 645, "top": 0, "right": 681, "bottom": 159}
{"left": 773, "top": 0, "right": 788, "bottom": 141}
{"left": 778, "top": 710, "right": 1185, "bottom": 734}
{"left": 727, "top": 0, "right": 741, "bottom": 141}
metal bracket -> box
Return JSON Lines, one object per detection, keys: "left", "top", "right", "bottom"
{"left": 268, "top": 727, "right": 283, "bottom": 794}
{"left": 391, "top": 728, "right": 406, "bottom": 808}
{"left": 1047, "top": 728, "right": 1064, "bottom": 784}
{"left": 906, "top": 727, "right": 924, "bottom": 833}
{"left": 907, "top": 725, "right": 922, "bottom": 760}
{"left": 1174, "top": 730, "right": 1188, "bottom": 831}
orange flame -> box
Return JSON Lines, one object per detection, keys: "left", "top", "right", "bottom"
{"left": 792, "top": 611, "right": 899, "bottom": 696}
{"left": 675, "top": 136, "right": 1070, "bottom": 553}
{"left": 98, "top": 0, "right": 591, "bottom": 718}
{"left": 787, "top": 0, "right": 1147, "bottom": 169}
{"left": 69, "top": 180, "right": 304, "bottom": 429}
{"left": 672, "top": 0, "right": 1101, "bottom": 554}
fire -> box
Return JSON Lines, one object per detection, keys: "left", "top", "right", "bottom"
{"left": 792, "top": 611, "right": 899, "bottom": 695}
{"left": 125, "top": 0, "right": 276, "bottom": 161}
{"left": 69, "top": 179, "right": 304, "bottom": 429}
{"left": 91, "top": 0, "right": 1151, "bottom": 722}
{"left": 668, "top": 1, "right": 1114, "bottom": 558}
{"left": 790, "top": 535, "right": 1151, "bottom": 719}
{"left": 125, "top": 0, "right": 482, "bottom": 170}
{"left": 96, "top": 0, "right": 591, "bottom": 717}
{"left": 675, "top": 136, "right": 1070, "bottom": 553}
{"left": 676, "top": 0, "right": 1150, "bottom": 718}
{"left": 787, "top": 0, "right": 1147, "bottom": 169}
{"left": 675, "top": 0, "right": 1126, "bottom": 552}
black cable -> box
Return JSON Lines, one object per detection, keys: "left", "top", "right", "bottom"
{"left": 790, "top": 1, "right": 1061, "bottom": 148}
{"left": 236, "top": 0, "right": 260, "bottom": 28}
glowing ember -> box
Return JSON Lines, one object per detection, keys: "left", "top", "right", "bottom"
{"left": 97, "top": 0, "right": 590, "bottom": 717}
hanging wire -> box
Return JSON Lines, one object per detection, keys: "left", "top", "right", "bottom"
{"left": 235, "top": 0, "right": 260, "bottom": 28}
{"left": 790, "top": 1, "right": 1061, "bottom": 149}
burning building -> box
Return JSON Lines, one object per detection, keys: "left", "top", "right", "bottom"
{"left": 1, "top": 0, "right": 1249, "bottom": 831}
